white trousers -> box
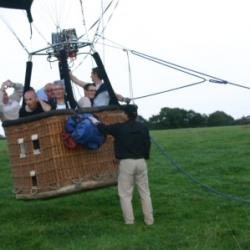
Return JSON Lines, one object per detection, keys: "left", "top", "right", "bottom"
{"left": 118, "top": 159, "right": 154, "bottom": 225}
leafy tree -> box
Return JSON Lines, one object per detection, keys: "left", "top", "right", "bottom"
{"left": 207, "top": 111, "right": 234, "bottom": 126}
{"left": 185, "top": 110, "right": 207, "bottom": 127}
{"left": 0, "top": 134, "right": 6, "bottom": 140}
{"left": 147, "top": 114, "right": 162, "bottom": 129}
{"left": 234, "top": 116, "right": 250, "bottom": 125}
{"left": 148, "top": 107, "right": 239, "bottom": 129}
{"left": 149, "top": 107, "right": 191, "bottom": 129}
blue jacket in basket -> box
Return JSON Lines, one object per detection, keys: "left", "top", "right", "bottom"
{"left": 66, "top": 113, "right": 105, "bottom": 150}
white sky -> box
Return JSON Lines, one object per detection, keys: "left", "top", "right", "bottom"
{"left": 0, "top": 0, "right": 249, "bottom": 134}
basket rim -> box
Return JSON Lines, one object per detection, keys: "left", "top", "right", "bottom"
{"left": 3, "top": 105, "right": 123, "bottom": 127}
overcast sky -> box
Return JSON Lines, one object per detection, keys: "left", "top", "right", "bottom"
{"left": 0, "top": 0, "right": 249, "bottom": 134}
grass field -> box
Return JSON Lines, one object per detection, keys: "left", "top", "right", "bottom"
{"left": 0, "top": 125, "right": 250, "bottom": 250}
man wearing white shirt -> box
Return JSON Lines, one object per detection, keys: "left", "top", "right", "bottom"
{"left": 78, "top": 83, "right": 96, "bottom": 108}
{"left": 0, "top": 80, "right": 23, "bottom": 121}
{"left": 69, "top": 68, "right": 124, "bottom": 107}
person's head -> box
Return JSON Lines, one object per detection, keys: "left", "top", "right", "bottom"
{"left": 24, "top": 88, "right": 38, "bottom": 111}
{"left": 84, "top": 83, "right": 96, "bottom": 99}
{"left": 91, "top": 67, "right": 103, "bottom": 83}
{"left": 122, "top": 104, "right": 138, "bottom": 120}
{"left": 44, "top": 83, "right": 54, "bottom": 100}
{"left": 52, "top": 81, "right": 65, "bottom": 100}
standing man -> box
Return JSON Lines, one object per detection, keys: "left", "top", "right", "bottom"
{"left": 95, "top": 105, "right": 154, "bottom": 225}
{"left": 69, "top": 68, "right": 125, "bottom": 107}
{"left": 19, "top": 88, "right": 51, "bottom": 117}
{"left": 36, "top": 82, "right": 54, "bottom": 102}
{"left": 78, "top": 83, "right": 96, "bottom": 108}
{"left": 69, "top": 67, "right": 110, "bottom": 106}
{"left": 49, "top": 81, "right": 70, "bottom": 110}
{"left": 0, "top": 80, "right": 23, "bottom": 121}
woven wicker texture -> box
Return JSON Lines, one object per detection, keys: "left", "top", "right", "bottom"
{"left": 4, "top": 109, "right": 126, "bottom": 199}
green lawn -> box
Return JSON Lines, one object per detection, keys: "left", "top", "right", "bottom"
{"left": 0, "top": 125, "right": 250, "bottom": 250}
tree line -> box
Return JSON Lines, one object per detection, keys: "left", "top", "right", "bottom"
{"left": 145, "top": 107, "right": 250, "bottom": 129}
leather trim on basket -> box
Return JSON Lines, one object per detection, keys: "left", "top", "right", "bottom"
{"left": 3, "top": 105, "right": 121, "bottom": 127}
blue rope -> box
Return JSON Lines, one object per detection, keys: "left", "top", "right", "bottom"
{"left": 151, "top": 136, "right": 250, "bottom": 205}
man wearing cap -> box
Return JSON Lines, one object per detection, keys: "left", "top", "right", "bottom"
{"left": 95, "top": 105, "right": 154, "bottom": 225}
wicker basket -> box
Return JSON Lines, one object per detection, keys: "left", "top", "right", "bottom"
{"left": 3, "top": 106, "right": 126, "bottom": 199}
